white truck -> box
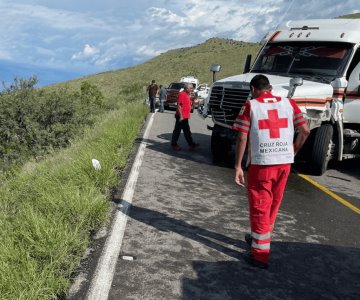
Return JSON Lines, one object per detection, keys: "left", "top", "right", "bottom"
{"left": 202, "top": 18, "right": 360, "bottom": 175}
{"left": 197, "top": 84, "right": 211, "bottom": 99}
{"left": 180, "top": 76, "right": 200, "bottom": 90}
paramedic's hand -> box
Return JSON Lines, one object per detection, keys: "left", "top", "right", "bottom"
{"left": 235, "top": 166, "right": 245, "bottom": 187}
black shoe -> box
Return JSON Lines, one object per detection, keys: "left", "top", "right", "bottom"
{"left": 245, "top": 233, "right": 252, "bottom": 246}
{"left": 242, "top": 251, "right": 268, "bottom": 269}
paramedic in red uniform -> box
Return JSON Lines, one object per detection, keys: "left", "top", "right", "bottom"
{"left": 233, "top": 74, "right": 310, "bottom": 269}
{"left": 171, "top": 83, "right": 200, "bottom": 151}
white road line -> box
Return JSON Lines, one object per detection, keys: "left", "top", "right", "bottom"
{"left": 86, "top": 113, "right": 155, "bottom": 300}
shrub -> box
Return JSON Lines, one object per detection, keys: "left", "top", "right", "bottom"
{"left": 0, "top": 77, "right": 106, "bottom": 170}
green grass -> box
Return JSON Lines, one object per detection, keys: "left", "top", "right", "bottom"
{"left": 0, "top": 102, "right": 147, "bottom": 299}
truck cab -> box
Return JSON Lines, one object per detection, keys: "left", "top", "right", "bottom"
{"left": 204, "top": 19, "right": 360, "bottom": 175}
{"left": 180, "top": 76, "right": 200, "bottom": 90}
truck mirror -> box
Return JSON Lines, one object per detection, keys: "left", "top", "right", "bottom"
{"left": 331, "top": 77, "right": 348, "bottom": 89}
{"left": 243, "top": 55, "right": 252, "bottom": 74}
{"left": 210, "top": 64, "right": 221, "bottom": 72}
{"left": 289, "top": 77, "right": 303, "bottom": 87}
{"left": 210, "top": 64, "right": 221, "bottom": 83}
{"left": 288, "top": 77, "right": 303, "bottom": 98}
{"left": 358, "top": 85, "right": 360, "bottom": 96}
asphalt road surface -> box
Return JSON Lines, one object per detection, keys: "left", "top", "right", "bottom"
{"left": 69, "top": 110, "right": 360, "bottom": 300}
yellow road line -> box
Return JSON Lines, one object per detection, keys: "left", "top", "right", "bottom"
{"left": 298, "top": 173, "right": 360, "bottom": 215}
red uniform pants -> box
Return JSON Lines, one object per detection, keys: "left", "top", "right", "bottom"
{"left": 247, "top": 164, "right": 291, "bottom": 264}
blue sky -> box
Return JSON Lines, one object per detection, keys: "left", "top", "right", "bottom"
{"left": 0, "top": 0, "right": 358, "bottom": 87}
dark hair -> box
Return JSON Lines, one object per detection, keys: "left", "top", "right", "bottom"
{"left": 250, "top": 74, "right": 270, "bottom": 90}
{"left": 151, "top": 79, "right": 156, "bottom": 83}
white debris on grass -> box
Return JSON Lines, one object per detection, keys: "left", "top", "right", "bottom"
{"left": 92, "top": 159, "right": 101, "bottom": 170}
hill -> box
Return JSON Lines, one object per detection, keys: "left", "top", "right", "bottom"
{"left": 337, "top": 12, "right": 360, "bottom": 19}
{"left": 56, "top": 38, "right": 262, "bottom": 101}
{"left": 140, "top": 38, "right": 262, "bottom": 86}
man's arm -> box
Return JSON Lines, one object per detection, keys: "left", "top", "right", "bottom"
{"left": 176, "top": 103, "right": 183, "bottom": 121}
{"left": 177, "top": 92, "right": 185, "bottom": 121}
{"left": 176, "top": 94, "right": 183, "bottom": 121}
{"left": 294, "top": 123, "right": 310, "bottom": 155}
{"left": 290, "top": 99, "right": 310, "bottom": 155}
{"left": 232, "top": 101, "right": 251, "bottom": 186}
{"left": 234, "top": 132, "right": 248, "bottom": 186}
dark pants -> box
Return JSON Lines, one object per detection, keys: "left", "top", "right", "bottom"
{"left": 149, "top": 96, "right": 156, "bottom": 113}
{"left": 171, "top": 116, "right": 195, "bottom": 146}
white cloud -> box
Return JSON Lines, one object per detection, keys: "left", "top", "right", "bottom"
{"left": 136, "top": 45, "right": 162, "bottom": 57}
{"left": 147, "top": 7, "right": 185, "bottom": 25}
{"left": 0, "top": 2, "right": 115, "bottom": 31}
{"left": 72, "top": 44, "right": 100, "bottom": 62}
{"left": 0, "top": 0, "right": 358, "bottom": 85}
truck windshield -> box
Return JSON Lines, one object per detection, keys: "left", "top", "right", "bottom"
{"left": 168, "top": 83, "right": 185, "bottom": 89}
{"left": 251, "top": 42, "right": 353, "bottom": 83}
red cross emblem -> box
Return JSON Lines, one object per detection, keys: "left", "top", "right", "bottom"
{"left": 258, "top": 109, "right": 288, "bottom": 139}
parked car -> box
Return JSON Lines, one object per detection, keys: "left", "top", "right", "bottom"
{"left": 164, "top": 82, "right": 199, "bottom": 112}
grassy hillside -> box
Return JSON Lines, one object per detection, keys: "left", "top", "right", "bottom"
{"left": 55, "top": 38, "right": 261, "bottom": 102}
{"left": 337, "top": 12, "right": 360, "bottom": 19}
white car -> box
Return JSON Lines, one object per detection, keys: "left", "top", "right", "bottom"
{"left": 196, "top": 84, "right": 210, "bottom": 99}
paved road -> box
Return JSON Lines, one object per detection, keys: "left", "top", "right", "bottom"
{"left": 70, "top": 110, "right": 360, "bottom": 300}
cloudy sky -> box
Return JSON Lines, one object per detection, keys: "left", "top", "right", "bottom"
{"left": 0, "top": 0, "right": 358, "bottom": 86}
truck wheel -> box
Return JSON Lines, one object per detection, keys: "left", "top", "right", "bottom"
{"left": 211, "top": 131, "right": 221, "bottom": 163}
{"left": 311, "top": 124, "right": 334, "bottom": 175}
{"left": 211, "top": 129, "right": 231, "bottom": 164}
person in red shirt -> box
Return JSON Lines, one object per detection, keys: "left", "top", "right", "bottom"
{"left": 233, "top": 74, "right": 310, "bottom": 269}
{"left": 171, "top": 83, "right": 200, "bottom": 151}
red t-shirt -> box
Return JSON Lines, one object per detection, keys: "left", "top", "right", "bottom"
{"left": 232, "top": 91, "right": 306, "bottom": 134}
{"left": 176, "top": 91, "right": 192, "bottom": 119}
